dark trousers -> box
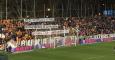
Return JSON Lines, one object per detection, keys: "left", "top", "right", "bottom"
{"left": 6, "top": 46, "right": 12, "bottom": 52}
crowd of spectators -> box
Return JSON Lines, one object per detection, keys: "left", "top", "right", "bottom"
{"left": 63, "top": 16, "right": 115, "bottom": 36}
{"left": 0, "top": 19, "right": 33, "bottom": 44}
{"left": 0, "top": 16, "right": 115, "bottom": 43}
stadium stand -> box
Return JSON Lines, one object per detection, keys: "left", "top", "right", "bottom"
{"left": 0, "top": 16, "right": 115, "bottom": 52}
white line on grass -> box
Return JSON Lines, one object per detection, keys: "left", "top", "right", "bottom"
{"left": 12, "top": 50, "right": 33, "bottom": 54}
{"left": 87, "top": 56, "right": 104, "bottom": 60}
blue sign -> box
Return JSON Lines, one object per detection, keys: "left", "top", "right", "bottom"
{"left": 103, "top": 10, "right": 115, "bottom": 16}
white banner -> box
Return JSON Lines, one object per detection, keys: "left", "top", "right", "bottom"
{"left": 32, "top": 30, "right": 69, "bottom": 35}
{"left": 25, "top": 25, "right": 59, "bottom": 29}
{"left": 24, "top": 18, "right": 54, "bottom": 22}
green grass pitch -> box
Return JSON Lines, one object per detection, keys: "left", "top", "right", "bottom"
{"left": 8, "top": 42, "right": 115, "bottom": 60}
